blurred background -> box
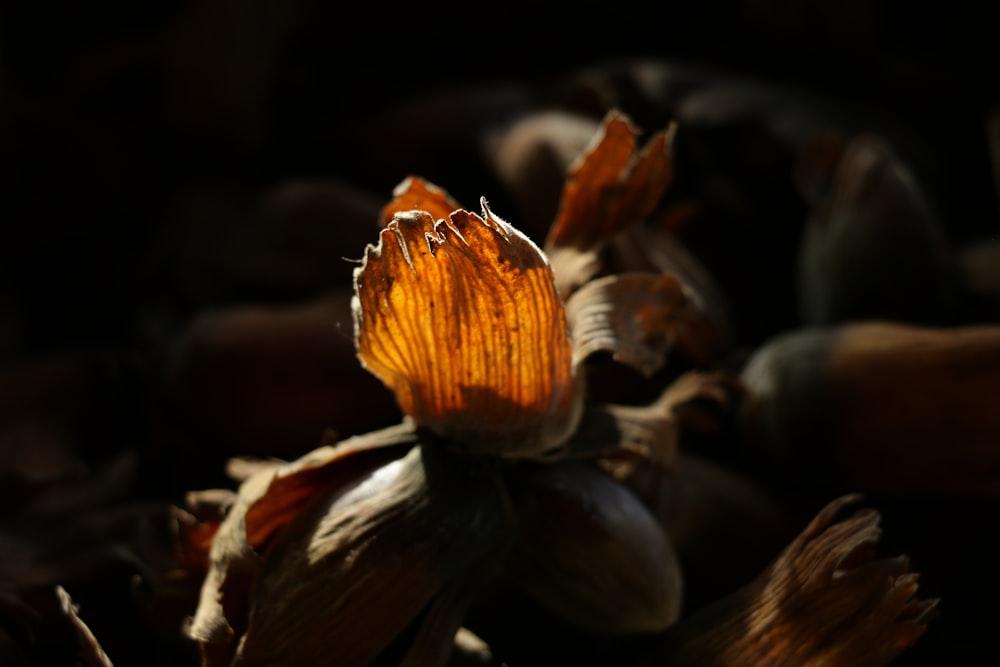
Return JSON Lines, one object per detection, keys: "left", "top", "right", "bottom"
{"left": 1, "top": 1, "right": 999, "bottom": 665}
{"left": 1, "top": 0, "right": 997, "bottom": 356}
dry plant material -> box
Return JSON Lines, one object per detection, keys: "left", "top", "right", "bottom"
{"left": 183, "top": 109, "right": 935, "bottom": 667}
{"left": 356, "top": 193, "right": 579, "bottom": 457}
{"left": 638, "top": 495, "right": 938, "bottom": 667}
{"left": 543, "top": 110, "right": 676, "bottom": 297}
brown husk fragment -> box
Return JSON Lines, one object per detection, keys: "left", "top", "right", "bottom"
{"left": 235, "top": 444, "right": 515, "bottom": 667}
{"left": 186, "top": 423, "right": 419, "bottom": 665}
{"left": 638, "top": 494, "right": 937, "bottom": 666}
{"left": 564, "top": 272, "right": 713, "bottom": 376}
{"left": 543, "top": 110, "right": 676, "bottom": 298}
{"left": 1, "top": 586, "right": 115, "bottom": 667}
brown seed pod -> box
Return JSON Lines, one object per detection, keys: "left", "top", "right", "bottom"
{"left": 740, "top": 321, "right": 1000, "bottom": 495}
{"left": 795, "top": 133, "right": 960, "bottom": 326}
{"left": 502, "top": 459, "right": 684, "bottom": 636}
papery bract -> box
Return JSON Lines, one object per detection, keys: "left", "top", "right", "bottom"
{"left": 353, "top": 183, "right": 581, "bottom": 458}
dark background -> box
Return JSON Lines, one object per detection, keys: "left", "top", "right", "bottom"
{"left": 2, "top": 2, "right": 999, "bottom": 666}
{"left": 1, "top": 1, "right": 997, "bottom": 357}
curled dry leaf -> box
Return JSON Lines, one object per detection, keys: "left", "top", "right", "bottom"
{"left": 565, "top": 272, "right": 709, "bottom": 376}
{"left": 0, "top": 586, "right": 114, "bottom": 667}
{"left": 484, "top": 110, "right": 603, "bottom": 240}
{"left": 608, "top": 223, "right": 732, "bottom": 361}
{"left": 355, "top": 182, "right": 581, "bottom": 458}
{"left": 186, "top": 423, "right": 418, "bottom": 665}
{"left": 55, "top": 586, "right": 114, "bottom": 667}
{"left": 543, "top": 110, "right": 677, "bottom": 297}
{"left": 235, "top": 444, "right": 515, "bottom": 667}
{"left": 639, "top": 494, "right": 937, "bottom": 667}
{"left": 545, "top": 110, "right": 675, "bottom": 251}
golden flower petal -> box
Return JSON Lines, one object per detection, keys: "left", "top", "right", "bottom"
{"left": 353, "top": 187, "right": 581, "bottom": 458}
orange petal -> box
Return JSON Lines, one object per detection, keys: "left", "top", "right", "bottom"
{"left": 354, "top": 193, "right": 581, "bottom": 458}
{"left": 544, "top": 110, "right": 676, "bottom": 253}
{"left": 379, "top": 176, "right": 462, "bottom": 228}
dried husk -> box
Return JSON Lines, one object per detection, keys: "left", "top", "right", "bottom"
{"left": 483, "top": 110, "right": 603, "bottom": 241}
{"left": 356, "top": 182, "right": 583, "bottom": 459}
{"left": 637, "top": 495, "right": 937, "bottom": 666}
{"left": 740, "top": 321, "right": 1000, "bottom": 495}
{"left": 542, "top": 111, "right": 676, "bottom": 299}
{"left": 564, "top": 272, "right": 714, "bottom": 377}
{"left": 233, "top": 443, "right": 515, "bottom": 667}
{"left": 187, "top": 423, "right": 418, "bottom": 665}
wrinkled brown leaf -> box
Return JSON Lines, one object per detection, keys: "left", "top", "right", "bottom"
{"left": 187, "top": 423, "right": 417, "bottom": 661}
{"left": 640, "top": 494, "right": 937, "bottom": 667}
{"left": 565, "top": 272, "right": 705, "bottom": 376}
{"left": 543, "top": 110, "right": 676, "bottom": 296}
{"left": 236, "top": 445, "right": 515, "bottom": 667}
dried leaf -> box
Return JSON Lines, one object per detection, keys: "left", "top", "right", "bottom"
{"left": 187, "top": 423, "right": 417, "bottom": 661}
{"left": 563, "top": 400, "right": 677, "bottom": 465}
{"left": 591, "top": 370, "right": 740, "bottom": 504}
{"left": 564, "top": 272, "right": 699, "bottom": 376}
{"left": 55, "top": 586, "right": 114, "bottom": 667}
{"left": 543, "top": 110, "right": 676, "bottom": 296}
{"left": 236, "top": 445, "right": 515, "bottom": 667}
{"left": 379, "top": 176, "right": 463, "bottom": 228}
{"left": 640, "top": 495, "right": 937, "bottom": 667}
{"left": 484, "top": 110, "right": 603, "bottom": 240}
{"left": 609, "top": 222, "right": 732, "bottom": 357}
{"left": 354, "top": 191, "right": 581, "bottom": 458}
{"left": 545, "top": 111, "right": 675, "bottom": 250}
{"left": 0, "top": 587, "right": 116, "bottom": 667}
